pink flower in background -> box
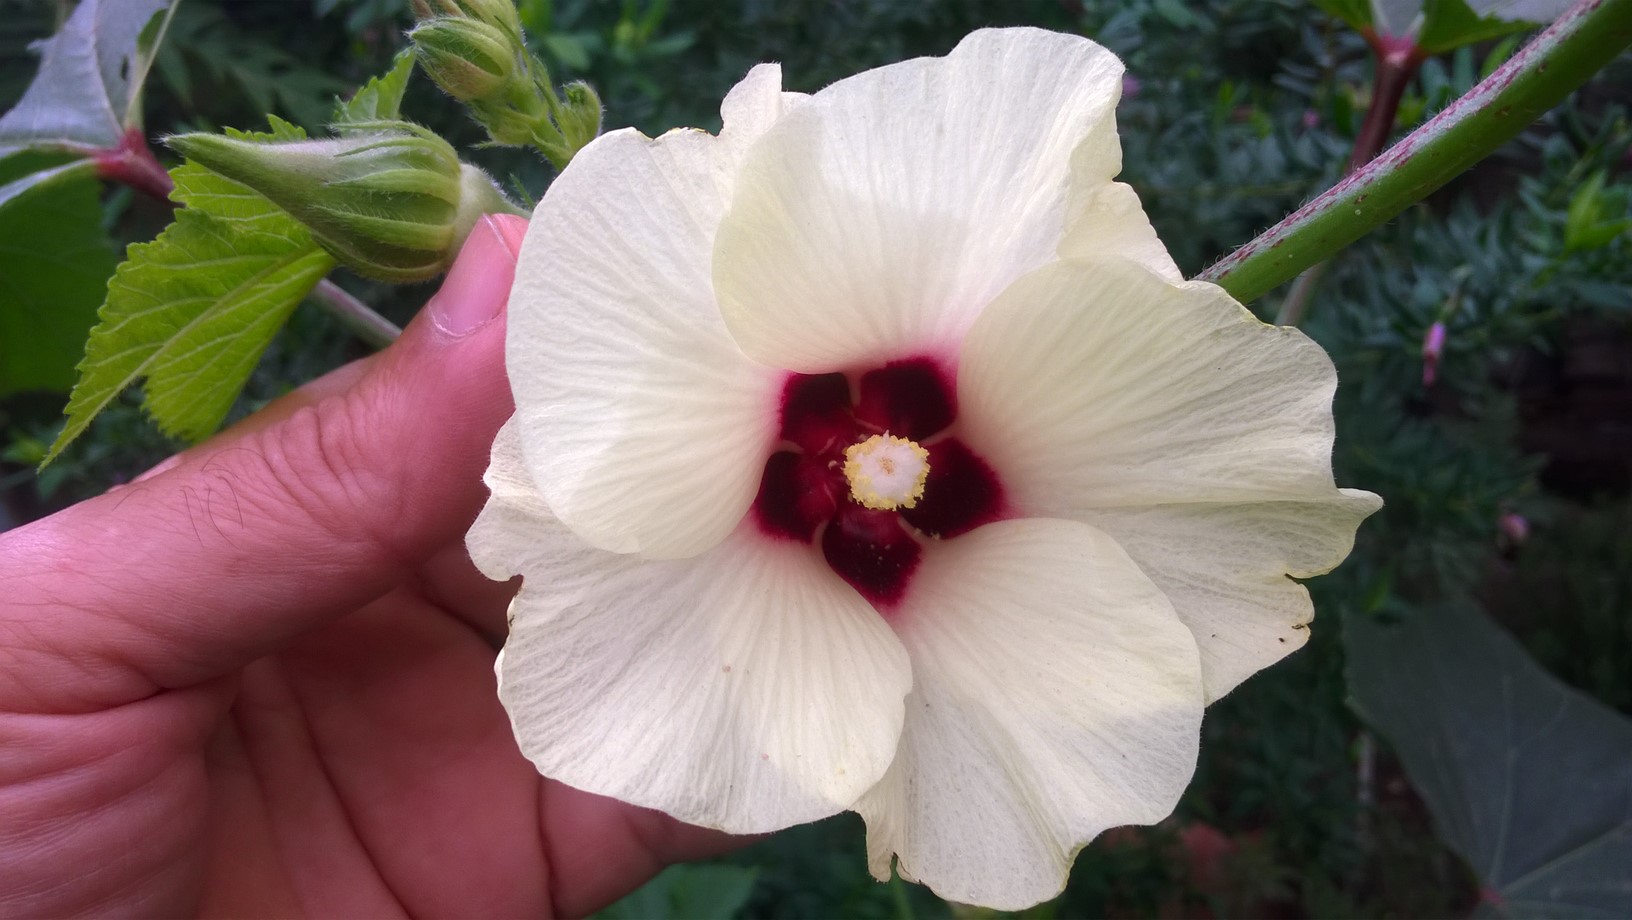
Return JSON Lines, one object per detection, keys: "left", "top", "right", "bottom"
{"left": 468, "top": 28, "right": 1379, "bottom": 909}
{"left": 1422, "top": 320, "right": 1447, "bottom": 387}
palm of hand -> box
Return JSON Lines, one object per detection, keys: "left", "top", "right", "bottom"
{"left": 6, "top": 541, "right": 708, "bottom": 918}
{"left": 2, "top": 217, "right": 730, "bottom": 917}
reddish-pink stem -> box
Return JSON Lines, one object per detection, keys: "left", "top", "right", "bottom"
{"left": 1352, "top": 34, "right": 1427, "bottom": 172}
{"left": 91, "top": 127, "right": 176, "bottom": 204}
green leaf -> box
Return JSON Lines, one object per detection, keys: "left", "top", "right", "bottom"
{"left": 46, "top": 127, "right": 336, "bottom": 462}
{"left": 1348, "top": 604, "right": 1632, "bottom": 918}
{"left": 0, "top": 0, "right": 173, "bottom": 156}
{"left": 1309, "top": 0, "right": 1374, "bottom": 31}
{"left": 334, "top": 50, "right": 416, "bottom": 127}
{"left": 0, "top": 155, "right": 98, "bottom": 213}
{"left": 0, "top": 159, "right": 118, "bottom": 395}
{"left": 1418, "top": 0, "right": 1571, "bottom": 53}
{"left": 596, "top": 864, "right": 759, "bottom": 920}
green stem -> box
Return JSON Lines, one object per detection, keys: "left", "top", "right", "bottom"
{"left": 1201, "top": 0, "right": 1632, "bottom": 305}
{"left": 310, "top": 280, "right": 402, "bottom": 347}
{"left": 1276, "top": 40, "right": 1424, "bottom": 326}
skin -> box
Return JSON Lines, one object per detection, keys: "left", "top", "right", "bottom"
{"left": 0, "top": 214, "right": 735, "bottom": 918}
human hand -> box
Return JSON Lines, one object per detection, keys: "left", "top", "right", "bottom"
{"left": 0, "top": 214, "right": 735, "bottom": 918}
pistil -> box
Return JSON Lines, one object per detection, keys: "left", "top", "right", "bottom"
{"left": 844, "top": 434, "right": 930, "bottom": 511}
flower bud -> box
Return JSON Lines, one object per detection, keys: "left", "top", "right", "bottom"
{"left": 412, "top": 0, "right": 522, "bottom": 33}
{"left": 1421, "top": 321, "right": 1446, "bottom": 387}
{"left": 411, "top": 17, "right": 515, "bottom": 102}
{"left": 1498, "top": 511, "right": 1530, "bottom": 548}
{"left": 556, "top": 80, "right": 604, "bottom": 150}
{"left": 168, "top": 123, "right": 520, "bottom": 283}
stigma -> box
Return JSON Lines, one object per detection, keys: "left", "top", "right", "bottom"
{"left": 844, "top": 434, "right": 930, "bottom": 511}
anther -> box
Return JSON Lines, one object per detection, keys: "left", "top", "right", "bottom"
{"left": 843, "top": 434, "right": 930, "bottom": 511}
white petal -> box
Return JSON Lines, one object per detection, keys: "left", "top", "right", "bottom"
{"left": 506, "top": 67, "right": 799, "bottom": 559}
{"left": 960, "top": 258, "right": 1350, "bottom": 509}
{"left": 1082, "top": 491, "right": 1382, "bottom": 701}
{"left": 1053, "top": 96, "right": 1181, "bottom": 282}
{"left": 719, "top": 63, "right": 808, "bottom": 150}
{"left": 469, "top": 422, "right": 913, "bottom": 832}
{"left": 713, "top": 28, "right": 1126, "bottom": 372}
{"left": 855, "top": 518, "right": 1203, "bottom": 910}
{"left": 467, "top": 417, "right": 552, "bottom": 583}
{"left": 957, "top": 258, "right": 1380, "bottom": 701}
{"left": 1059, "top": 181, "right": 1181, "bottom": 282}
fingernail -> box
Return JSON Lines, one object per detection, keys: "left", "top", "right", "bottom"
{"left": 430, "top": 214, "right": 527, "bottom": 336}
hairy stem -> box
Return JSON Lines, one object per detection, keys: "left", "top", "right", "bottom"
{"left": 1202, "top": 0, "right": 1632, "bottom": 305}
{"left": 1276, "top": 39, "right": 1424, "bottom": 326}
{"left": 309, "top": 280, "right": 402, "bottom": 348}
{"left": 101, "top": 133, "right": 404, "bottom": 347}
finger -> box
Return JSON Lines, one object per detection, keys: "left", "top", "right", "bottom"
{"left": 540, "top": 782, "right": 752, "bottom": 918}
{"left": 131, "top": 356, "right": 378, "bottom": 484}
{"left": 415, "top": 541, "right": 518, "bottom": 647}
{"left": 0, "top": 214, "right": 530, "bottom": 712}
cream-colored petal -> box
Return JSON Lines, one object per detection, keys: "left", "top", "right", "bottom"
{"left": 468, "top": 417, "right": 548, "bottom": 583}
{"left": 469, "top": 420, "right": 913, "bottom": 833}
{"left": 958, "top": 257, "right": 1379, "bottom": 701}
{"left": 1081, "top": 491, "right": 1382, "bottom": 702}
{"left": 719, "top": 62, "right": 808, "bottom": 151}
{"left": 505, "top": 66, "right": 799, "bottom": 560}
{"left": 1054, "top": 98, "right": 1181, "bottom": 281}
{"left": 960, "top": 258, "right": 1349, "bottom": 509}
{"left": 855, "top": 518, "right": 1203, "bottom": 910}
{"left": 1059, "top": 181, "right": 1181, "bottom": 281}
{"left": 713, "top": 27, "right": 1126, "bottom": 372}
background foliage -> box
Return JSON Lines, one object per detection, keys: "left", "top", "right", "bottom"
{"left": 1, "top": 0, "right": 1628, "bottom": 916}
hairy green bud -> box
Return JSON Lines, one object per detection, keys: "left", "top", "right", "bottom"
{"left": 557, "top": 81, "right": 604, "bottom": 151}
{"left": 411, "top": 0, "right": 522, "bottom": 39}
{"left": 407, "top": 0, "right": 601, "bottom": 168}
{"left": 168, "top": 123, "right": 521, "bottom": 283}
{"left": 410, "top": 18, "right": 515, "bottom": 103}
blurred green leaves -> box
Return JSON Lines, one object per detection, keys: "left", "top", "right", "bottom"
{"left": 1348, "top": 604, "right": 1632, "bottom": 918}
{"left": 596, "top": 864, "right": 759, "bottom": 920}
{"left": 154, "top": 2, "right": 349, "bottom": 131}
{"left": 1564, "top": 169, "right": 1632, "bottom": 253}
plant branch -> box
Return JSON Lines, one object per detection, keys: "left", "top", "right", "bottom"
{"left": 93, "top": 128, "right": 177, "bottom": 206}
{"left": 1201, "top": 0, "right": 1632, "bottom": 306}
{"left": 309, "top": 280, "right": 401, "bottom": 348}
{"left": 101, "top": 132, "right": 403, "bottom": 347}
{"left": 1275, "top": 37, "right": 1424, "bottom": 326}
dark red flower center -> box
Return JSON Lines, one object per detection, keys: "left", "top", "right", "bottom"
{"left": 752, "top": 356, "right": 1005, "bottom": 611}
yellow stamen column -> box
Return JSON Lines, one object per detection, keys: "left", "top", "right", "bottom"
{"left": 843, "top": 434, "right": 931, "bottom": 511}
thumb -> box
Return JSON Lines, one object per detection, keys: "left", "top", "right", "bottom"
{"left": 0, "top": 214, "right": 528, "bottom": 712}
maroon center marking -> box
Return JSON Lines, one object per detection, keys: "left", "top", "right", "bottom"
{"left": 853, "top": 357, "right": 957, "bottom": 440}
{"left": 752, "top": 357, "right": 1006, "bottom": 611}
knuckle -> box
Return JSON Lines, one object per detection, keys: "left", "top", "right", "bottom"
{"left": 230, "top": 396, "right": 402, "bottom": 556}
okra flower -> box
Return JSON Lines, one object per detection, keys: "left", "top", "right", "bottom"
{"left": 468, "top": 28, "right": 1379, "bottom": 909}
